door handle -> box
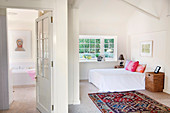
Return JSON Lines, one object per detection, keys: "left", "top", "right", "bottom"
{"left": 35, "top": 76, "right": 38, "bottom": 82}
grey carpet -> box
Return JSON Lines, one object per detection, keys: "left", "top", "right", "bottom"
{"left": 69, "top": 80, "right": 170, "bottom": 113}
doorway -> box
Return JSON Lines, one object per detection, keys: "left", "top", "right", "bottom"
{"left": 7, "top": 8, "right": 39, "bottom": 113}
{"left": 0, "top": 8, "right": 53, "bottom": 113}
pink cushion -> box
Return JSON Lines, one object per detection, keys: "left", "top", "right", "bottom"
{"left": 125, "top": 61, "right": 139, "bottom": 72}
{"left": 136, "top": 64, "right": 146, "bottom": 73}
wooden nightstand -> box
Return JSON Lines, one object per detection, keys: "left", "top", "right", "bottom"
{"left": 114, "top": 65, "right": 124, "bottom": 69}
{"left": 145, "top": 72, "right": 165, "bottom": 92}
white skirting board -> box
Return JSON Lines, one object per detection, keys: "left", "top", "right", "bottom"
{"left": 68, "top": 99, "right": 80, "bottom": 105}
{"left": 163, "top": 89, "right": 170, "bottom": 94}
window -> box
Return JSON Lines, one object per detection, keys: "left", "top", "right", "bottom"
{"left": 79, "top": 35, "right": 117, "bottom": 61}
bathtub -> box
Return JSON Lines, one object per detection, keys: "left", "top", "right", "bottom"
{"left": 11, "top": 68, "right": 36, "bottom": 86}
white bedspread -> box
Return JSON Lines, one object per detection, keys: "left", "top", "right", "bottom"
{"left": 89, "top": 69, "right": 145, "bottom": 92}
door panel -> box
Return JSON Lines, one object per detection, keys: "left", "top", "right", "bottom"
{"left": 36, "top": 12, "right": 53, "bottom": 113}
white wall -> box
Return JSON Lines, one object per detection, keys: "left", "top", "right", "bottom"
{"left": 127, "top": 0, "right": 170, "bottom": 94}
{"left": 130, "top": 31, "right": 167, "bottom": 70}
{"left": 53, "top": 0, "right": 68, "bottom": 112}
{"left": 79, "top": 0, "right": 134, "bottom": 79}
{"left": 68, "top": 6, "right": 80, "bottom": 104}
{"left": 0, "top": 8, "right": 9, "bottom": 110}
{"left": 7, "top": 9, "right": 38, "bottom": 63}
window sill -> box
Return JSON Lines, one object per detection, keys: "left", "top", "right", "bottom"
{"left": 79, "top": 60, "right": 117, "bottom": 63}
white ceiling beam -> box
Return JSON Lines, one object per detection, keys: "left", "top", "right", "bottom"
{"left": 121, "top": 0, "right": 160, "bottom": 20}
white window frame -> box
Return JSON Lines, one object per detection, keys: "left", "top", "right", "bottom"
{"left": 79, "top": 35, "right": 117, "bottom": 62}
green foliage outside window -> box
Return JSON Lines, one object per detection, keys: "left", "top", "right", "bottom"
{"left": 79, "top": 38, "right": 115, "bottom": 59}
{"left": 104, "top": 39, "right": 114, "bottom": 58}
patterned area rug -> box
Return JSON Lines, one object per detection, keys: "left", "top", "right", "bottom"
{"left": 88, "top": 91, "right": 170, "bottom": 113}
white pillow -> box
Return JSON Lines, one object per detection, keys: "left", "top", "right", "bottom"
{"left": 124, "top": 60, "right": 130, "bottom": 69}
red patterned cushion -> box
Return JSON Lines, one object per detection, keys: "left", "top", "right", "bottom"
{"left": 136, "top": 64, "right": 146, "bottom": 73}
{"left": 126, "top": 61, "right": 139, "bottom": 72}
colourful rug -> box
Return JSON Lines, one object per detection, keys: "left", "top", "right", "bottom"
{"left": 88, "top": 91, "right": 170, "bottom": 113}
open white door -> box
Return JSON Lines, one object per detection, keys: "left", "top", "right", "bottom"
{"left": 36, "top": 12, "right": 53, "bottom": 113}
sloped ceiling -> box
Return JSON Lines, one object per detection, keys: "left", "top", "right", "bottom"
{"left": 73, "top": 0, "right": 164, "bottom": 23}
{"left": 122, "top": 0, "right": 163, "bottom": 17}
{"left": 79, "top": 0, "right": 135, "bottom": 24}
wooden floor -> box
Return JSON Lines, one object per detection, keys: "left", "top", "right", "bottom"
{"left": 0, "top": 86, "right": 40, "bottom": 113}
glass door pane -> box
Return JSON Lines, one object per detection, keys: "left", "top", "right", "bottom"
{"left": 38, "top": 21, "right": 42, "bottom": 58}
{"left": 43, "top": 17, "right": 49, "bottom": 78}
{"left": 37, "top": 20, "right": 44, "bottom": 76}
{"left": 37, "top": 17, "right": 50, "bottom": 78}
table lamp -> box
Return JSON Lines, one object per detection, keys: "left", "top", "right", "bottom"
{"left": 118, "top": 54, "right": 124, "bottom": 66}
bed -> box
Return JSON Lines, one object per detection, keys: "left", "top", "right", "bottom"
{"left": 89, "top": 68, "right": 145, "bottom": 92}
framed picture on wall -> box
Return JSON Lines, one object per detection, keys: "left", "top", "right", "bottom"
{"left": 140, "top": 40, "right": 153, "bottom": 57}
{"left": 8, "top": 30, "right": 32, "bottom": 59}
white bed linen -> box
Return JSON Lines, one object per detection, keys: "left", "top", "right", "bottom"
{"left": 89, "top": 69, "right": 145, "bottom": 92}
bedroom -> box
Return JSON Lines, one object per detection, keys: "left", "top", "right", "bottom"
{"left": 68, "top": 0, "right": 170, "bottom": 112}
